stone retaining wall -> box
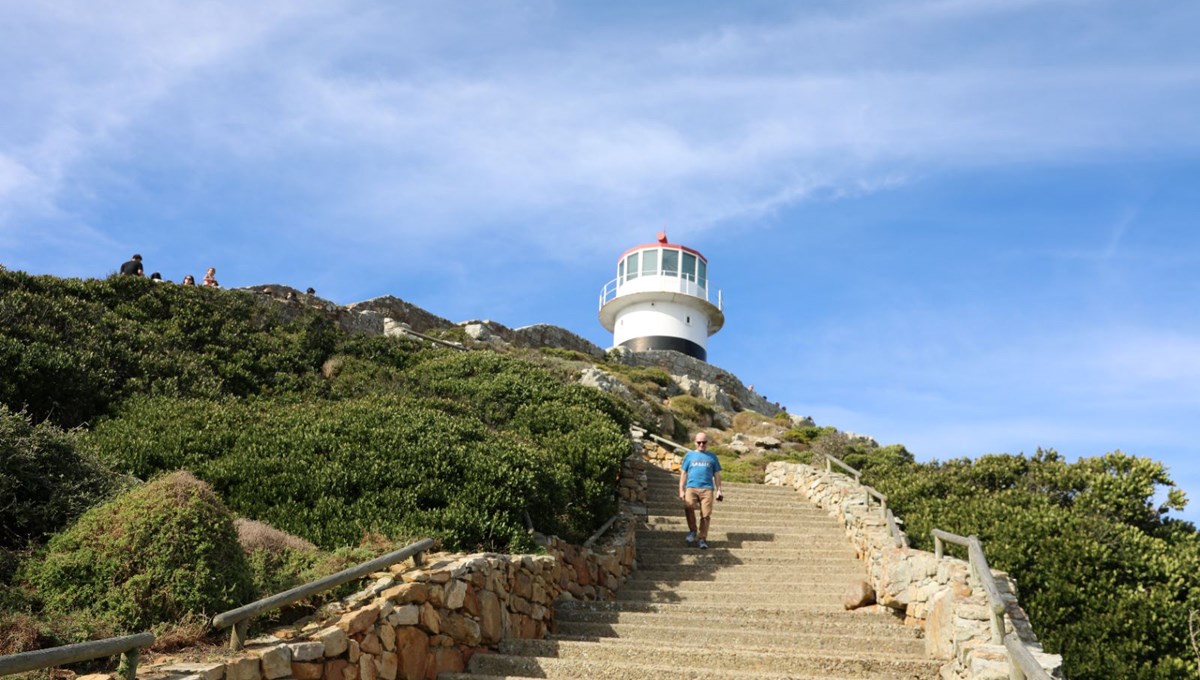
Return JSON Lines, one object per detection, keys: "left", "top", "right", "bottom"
{"left": 143, "top": 453, "right": 644, "bottom": 680}
{"left": 764, "top": 461, "right": 1064, "bottom": 680}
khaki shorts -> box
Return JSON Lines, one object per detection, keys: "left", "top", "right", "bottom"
{"left": 684, "top": 488, "right": 715, "bottom": 518}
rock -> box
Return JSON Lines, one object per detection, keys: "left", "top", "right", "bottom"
{"left": 338, "top": 604, "right": 380, "bottom": 636}
{"left": 258, "top": 646, "right": 291, "bottom": 680}
{"left": 158, "top": 664, "right": 224, "bottom": 680}
{"left": 361, "top": 632, "right": 383, "bottom": 655}
{"left": 425, "top": 648, "right": 464, "bottom": 679}
{"left": 226, "top": 657, "right": 261, "bottom": 680}
{"left": 477, "top": 591, "right": 503, "bottom": 644}
{"left": 754, "top": 436, "right": 782, "bottom": 450}
{"left": 323, "top": 659, "right": 348, "bottom": 680}
{"left": 376, "top": 651, "right": 398, "bottom": 680}
{"left": 843, "top": 580, "right": 876, "bottom": 610}
{"left": 395, "top": 627, "right": 429, "bottom": 680}
{"left": 443, "top": 579, "right": 468, "bottom": 610}
{"left": 381, "top": 583, "right": 428, "bottom": 605}
{"left": 419, "top": 603, "right": 440, "bottom": 634}
{"left": 289, "top": 642, "right": 325, "bottom": 662}
{"left": 291, "top": 662, "right": 324, "bottom": 680}
{"left": 317, "top": 626, "right": 349, "bottom": 657}
{"left": 389, "top": 604, "right": 420, "bottom": 626}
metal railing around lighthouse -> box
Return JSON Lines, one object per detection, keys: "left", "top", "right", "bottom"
{"left": 599, "top": 276, "right": 722, "bottom": 311}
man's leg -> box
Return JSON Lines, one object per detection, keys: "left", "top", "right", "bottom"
{"left": 683, "top": 488, "right": 699, "bottom": 538}
{"left": 697, "top": 489, "right": 714, "bottom": 540}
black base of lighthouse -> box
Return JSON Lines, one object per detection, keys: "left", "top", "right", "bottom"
{"left": 620, "top": 336, "right": 706, "bottom": 361}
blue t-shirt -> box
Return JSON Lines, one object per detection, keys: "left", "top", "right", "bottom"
{"left": 681, "top": 450, "right": 721, "bottom": 489}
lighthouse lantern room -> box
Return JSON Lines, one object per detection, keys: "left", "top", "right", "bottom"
{"left": 599, "top": 232, "right": 724, "bottom": 361}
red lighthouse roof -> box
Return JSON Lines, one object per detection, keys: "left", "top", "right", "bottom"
{"left": 619, "top": 232, "right": 707, "bottom": 261}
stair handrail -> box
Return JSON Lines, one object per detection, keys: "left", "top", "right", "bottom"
{"left": 582, "top": 512, "right": 622, "bottom": 548}
{"left": 391, "top": 327, "right": 469, "bottom": 351}
{"left": 211, "top": 538, "right": 434, "bottom": 650}
{"left": 932, "top": 530, "right": 1052, "bottom": 680}
{"left": 0, "top": 632, "right": 154, "bottom": 679}
{"left": 823, "top": 453, "right": 862, "bottom": 481}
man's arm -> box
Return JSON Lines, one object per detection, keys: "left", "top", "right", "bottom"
{"left": 714, "top": 471, "right": 722, "bottom": 499}
{"left": 679, "top": 455, "right": 689, "bottom": 500}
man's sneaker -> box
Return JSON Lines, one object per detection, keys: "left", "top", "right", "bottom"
{"left": 685, "top": 531, "right": 697, "bottom": 545}
{"left": 698, "top": 539, "right": 709, "bottom": 550}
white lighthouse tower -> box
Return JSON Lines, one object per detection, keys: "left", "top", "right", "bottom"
{"left": 599, "top": 232, "right": 724, "bottom": 361}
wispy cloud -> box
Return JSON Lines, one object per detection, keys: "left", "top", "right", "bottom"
{"left": 3, "top": 0, "right": 1198, "bottom": 265}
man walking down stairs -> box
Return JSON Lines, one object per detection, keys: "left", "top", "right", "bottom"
{"left": 442, "top": 466, "right": 942, "bottom": 679}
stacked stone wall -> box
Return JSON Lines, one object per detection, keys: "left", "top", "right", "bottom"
{"left": 764, "top": 461, "right": 1063, "bottom": 679}
{"left": 142, "top": 452, "right": 643, "bottom": 680}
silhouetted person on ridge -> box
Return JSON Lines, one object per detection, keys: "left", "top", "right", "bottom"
{"left": 120, "top": 254, "right": 144, "bottom": 276}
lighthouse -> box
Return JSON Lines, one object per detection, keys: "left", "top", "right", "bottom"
{"left": 599, "top": 232, "right": 724, "bottom": 361}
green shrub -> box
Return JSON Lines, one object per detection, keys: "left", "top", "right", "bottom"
{"left": 26, "top": 471, "right": 255, "bottom": 631}
{"left": 0, "top": 271, "right": 339, "bottom": 428}
{"left": 0, "top": 407, "right": 120, "bottom": 551}
{"left": 782, "top": 426, "right": 838, "bottom": 444}
{"left": 669, "top": 395, "right": 716, "bottom": 425}
{"left": 862, "top": 449, "right": 1200, "bottom": 679}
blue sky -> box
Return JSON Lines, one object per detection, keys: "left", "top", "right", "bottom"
{"left": 3, "top": 1, "right": 1199, "bottom": 522}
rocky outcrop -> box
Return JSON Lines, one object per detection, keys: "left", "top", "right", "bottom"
{"left": 458, "top": 320, "right": 605, "bottom": 358}
{"left": 612, "top": 347, "right": 785, "bottom": 417}
{"left": 345, "top": 296, "right": 456, "bottom": 335}
{"left": 764, "top": 462, "right": 1064, "bottom": 679}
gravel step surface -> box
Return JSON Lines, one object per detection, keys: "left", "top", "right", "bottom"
{"left": 470, "top": 644, "right": 940, "bottom": 678}
{"left": 553, "top": 621, "right": 924, "bottom": 651}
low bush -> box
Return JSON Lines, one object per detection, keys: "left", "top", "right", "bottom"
{"left": 25, "top": 471, "right": 255, "bottom": 632}
{"left": 0, "top": 407, "right": 121, "bottom": 551}
{"left": 669, "top": 395, "right": 717, "bottom": 426}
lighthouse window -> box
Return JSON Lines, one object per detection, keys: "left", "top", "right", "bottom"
{"left": 697, "top": 259, "right": 707, "bottom": 289}
{"left": 661, "top": 249, "right": 679, "bottom": 276}
{"left": 618, "top": 259, "right": 625, "bottom": 283}
{"left": 625, "top": 252, "right": 639, "bottom": 280}
{"left": 641, "top": 249, "right": 658, "bottom": 276}
{"left": 681, "top": 252, "right": 697, "bottom": 282}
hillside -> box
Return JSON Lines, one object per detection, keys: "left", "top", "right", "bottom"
{"left": 2, "top": 269, "right": 1199, "bottom": 679}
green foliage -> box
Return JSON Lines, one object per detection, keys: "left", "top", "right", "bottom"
{"left": 782, "top": 426, "right": 838, "bottom": 444}
{"left": 669, "top": 395, "right": 716, "bottom": 425}
{"left": 0, "top": 407, "right": 121, "bottom": 551}
{"left": 537, "top": 347, "right": 595, "bottom": 363}
{"left": 25, "top": 471, "right": 255, "bottom": 632}
{"left": 0, "top": 271, "right": 338, "bottom": 428}
{"left": 88, "top": 351, "right": 631, "bottom": 549}
{"left": 861, "top": 449, "right": 1200, "bottom": 679}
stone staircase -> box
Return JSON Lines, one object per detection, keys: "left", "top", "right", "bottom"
{"left": 442, "top": 466, "right": 941, "bottom": 679}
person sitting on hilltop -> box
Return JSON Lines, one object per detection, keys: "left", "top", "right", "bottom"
{"left": 306, "top": 287, "right": 315, "bottom": 297}
{"left": 119, "top": 254, "right": 144, "bottom": 276}
{"left": 150, "top": 272, "right": 164, "bottom": 282}
{"left": 182, "top": 274, "right": 196, "bottom": 285}
{"left": 202, "top": 267, "right": 219, "bottom": 287}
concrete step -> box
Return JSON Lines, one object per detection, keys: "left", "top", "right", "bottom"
{"left": 636, "top": 545, "right": 857, "bottom": 559}
{"left": 542, "top": 629, "right": 926, "bottom": 657}
{"left": 614, "top": 590, "right": 847, "bottom": 606}
{"left": 554, "top": 620, "right": 924, "bottom": 650}
{"left": 618, "top": 580, "right": 856, "bottom": 594}
{"left": 636, "top": 552, "right": 862, "bottom": 567}
{"left": 638, "top": 522, "right": 841, "bottom": 534}
{"left": 441, "top": 660, "right": 828, "bottom": 680}
{"left": 635, "top": 528, "right": 849, "bottom": 543}
{"left": 473, "top": 640, "right": 940, "bottom": 678}
{"left": 557, "top": 599, "right": 850, "bottom": 617}
{"left": 627, "top": 568, "right": 865, "bottom": 584}
{"left": 555, "top": 605, "right": 914, "bottom": 636}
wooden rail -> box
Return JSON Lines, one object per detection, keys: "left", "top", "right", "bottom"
{"left": 212, "top": 538, "right": 434, "bottom": 650}
{"left": 932, "top": 530, "right": 1051, "bottom": 679}
{"left": 0, "top": 632, "right": 154, "bottom": 679}
{"left": 393, "top": 327, "right": 469, "bottom": 351}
